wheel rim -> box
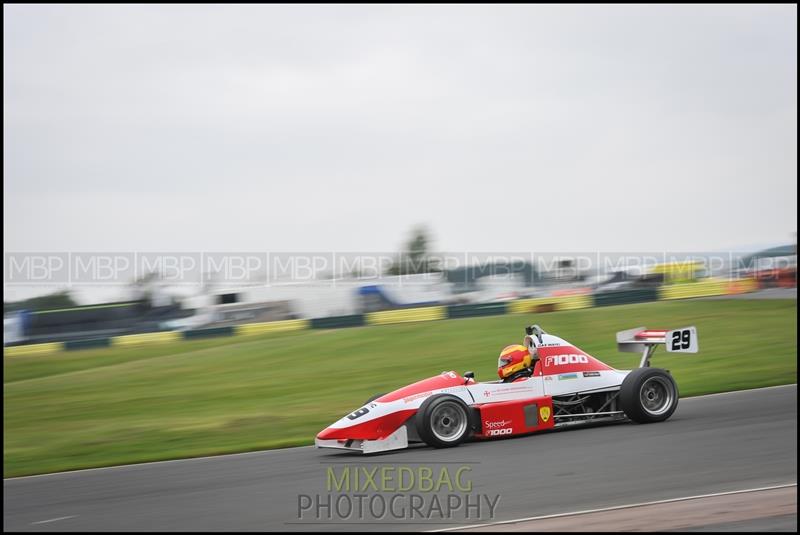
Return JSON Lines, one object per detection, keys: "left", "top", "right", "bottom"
{"left": 430, "top": 401, "right": 468, "bottom": 442}
{"left": 639, "top": 376, "right": 674, "bottom": 416}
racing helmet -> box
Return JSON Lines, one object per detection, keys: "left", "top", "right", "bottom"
{"left": 497, "top": 344, "right": 532, "bottom": 379}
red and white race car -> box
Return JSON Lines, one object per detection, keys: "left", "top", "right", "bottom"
{"left": 315, "top": 324, "right": 698, "bottom": 453}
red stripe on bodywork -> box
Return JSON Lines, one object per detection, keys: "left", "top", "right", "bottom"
{"left": 376, "top": 372, "right": 464, "bottom": 403}
{"left": 537, "top": 345, "right": 612, "bottom": 375}
{"left": 316, "top": 409, "right": 417, "bottom": 440}
{"left": 636, "top": 329, "right": 668, "bottom": 339}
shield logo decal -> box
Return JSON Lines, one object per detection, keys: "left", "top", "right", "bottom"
{"left": 539, "top": 406, "right": 551, "bottom": 423}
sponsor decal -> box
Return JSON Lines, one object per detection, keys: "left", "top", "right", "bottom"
{"left": 500, "top": 386, "right": 533, "bottom": 394}
{"left": 488, "top": 428, "right": 512, "bottom": 436}
{"left": 403, "top": 392, "right": 431, "bottom": 404}
{"left": 481, "top": 385, "right": 533, "bottom": 398}
{"left": 544, "top": 376, "right": 553, "bottom": 381}
{"left": 539, "top": 406, "right": 551, "bottom": 423}
{"left": 582, "top": 371, "right": 601, "bottom": 377}
{"left": 558, "top": 373, "right": 578, "bottom": 381}
{"left": 545, "top": 354, "right": 589, "bottom": 367}
{"left": 485, "top": 420, "right": 511, "bottom": 429}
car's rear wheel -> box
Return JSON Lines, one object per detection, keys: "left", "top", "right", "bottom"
{"left": 620, "top": 367, "right": 679, "bottom": 423}
{"left": 416, "top": 395, "right": 472, "bottom": 448}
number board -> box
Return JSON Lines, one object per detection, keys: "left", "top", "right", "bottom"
{"left": 666, "top": 326, "right": 698, "bottom": 353}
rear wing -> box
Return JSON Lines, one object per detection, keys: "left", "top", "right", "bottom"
{"left": 616, "top": 326, "right": 698, "bottom": 367}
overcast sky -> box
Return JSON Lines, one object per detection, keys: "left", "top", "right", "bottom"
{"left": 4, "top": 4, "right": 797, "bottom": 255}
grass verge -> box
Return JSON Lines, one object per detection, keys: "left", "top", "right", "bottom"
{"left": 4, "top": 299, "right": 796, "bottom": 477}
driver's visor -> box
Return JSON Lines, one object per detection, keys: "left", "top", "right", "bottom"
{"left": 498, "top": 356, "right": 513, "bottom": 368}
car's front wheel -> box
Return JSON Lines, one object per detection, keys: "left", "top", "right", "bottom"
{"left": 416, "top": 395, "right": 472, "bottom": 448}
{"left": 619, "top": 367, "right": 679, "bottom": 423}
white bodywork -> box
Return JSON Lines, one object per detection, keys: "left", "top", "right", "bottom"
{"left": 316, "top": 327, "right": 697, "bottom": 453}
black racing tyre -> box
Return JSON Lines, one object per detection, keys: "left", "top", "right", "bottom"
{"left": 416, "top": 394, "right": 472, "bottom": 448}
{"left": 364, "top": 393, "right": 386, "bottom": 405}
{"left": 620, "top": 367, "right": 679, "bottom": 423}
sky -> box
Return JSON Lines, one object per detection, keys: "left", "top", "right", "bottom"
{"left": 3, "top": 4, "right": 797, "bottom": 258}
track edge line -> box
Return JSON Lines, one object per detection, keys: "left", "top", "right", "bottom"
{"left": 426, "top": 482, "right": 798, "bottom": 532}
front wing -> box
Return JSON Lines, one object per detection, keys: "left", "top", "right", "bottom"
{"left": 315, "top": 424, "right": 410, "bottom": 453}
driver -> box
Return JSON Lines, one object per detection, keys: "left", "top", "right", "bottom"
{"left": 497, "top": 344, "right": 534, "bottom": 382}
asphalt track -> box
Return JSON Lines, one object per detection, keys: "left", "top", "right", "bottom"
{"left": 4, "top": 385, "right": 797, "bottom": 532}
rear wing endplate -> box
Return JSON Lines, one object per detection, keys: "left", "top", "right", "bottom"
{"left": 616, "top": 326, "right": 698, "bottom": 367}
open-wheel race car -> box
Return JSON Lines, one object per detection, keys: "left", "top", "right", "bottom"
{"left": 315, "top": 324, "right": 698, "bottom": 454}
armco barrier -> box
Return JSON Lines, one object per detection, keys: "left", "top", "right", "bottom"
{"left": 181, "top": 326, "right": 235, "bottom": 339}
{"left": 366, "top": 306, "right": 447, "bottom": 325}
{"left": 447, "top": 302, "right": 508, "bottom": 318}
{"left": 593, "top": 288, "right": 660, "bottom": 307}
{"left": 658, "top": 279, "right": 730, "bottom": 300}
{"left": 64, "top": 338, "right": 112, "bottom": 351}
{"left": 508, "top": 294, "right": 592, "bottom": 314}
{"left": 727, "top": 279, "right": 760, "bottom": 294}
{"left": 113, "top": 331, "right": 182, "bottom": 347}
{"left": 310, "top": 315, "right": 365, "bottom": 329}
{"left": 235, "top": 319, "right": 309, "bottom": 336}
{"left": 4, "top": 342, "right": 64, "bottom": 356}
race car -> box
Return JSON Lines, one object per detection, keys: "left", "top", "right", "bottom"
{"left": 315, "top": 324, "right": 698, "bottom": 453}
